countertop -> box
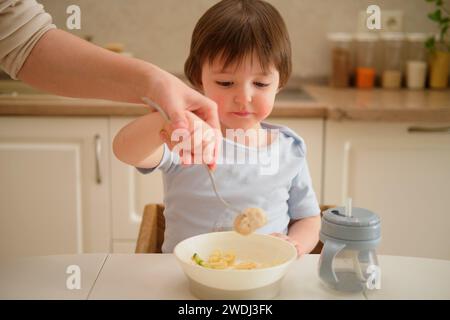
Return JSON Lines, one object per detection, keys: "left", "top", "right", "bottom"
{"left": 1, "top": 80, "right": 450, "bottom": 122}
{"left": 1, "top": 254, "right": 449, "bottom": 300}
{"left": 305, "top": 85, "right": 450, "bottom": 122}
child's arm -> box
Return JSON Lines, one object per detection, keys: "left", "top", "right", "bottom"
{"left": 113, "top": 110, "right": 218, "bottom": 169}
{"left": 287, "top": 215, "right": 321, "bottom": 256}
{"left": 113, "top": 112, "right": 166, "bottom": 169}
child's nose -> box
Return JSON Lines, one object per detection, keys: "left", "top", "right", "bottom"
{"left": 233, "top": 86, "right": 252, "bottom": 106}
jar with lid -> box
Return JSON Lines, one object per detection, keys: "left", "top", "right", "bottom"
{"left": 327, "top": 33, "right": 353, "bottom": 88}
{"left": 405, "top": 33, "right": 428, "bottom": 89}
{"left": 380, "top": 33, "right": 405, "bottom": 89}
{"left": 318, "top": 206, "right": 381, "bottom": 293}
{"left": 429, "top": 34, "right": 450, "bottom": 89}
{"left": 355, "top": 33, "right": 378, "bottom": 89}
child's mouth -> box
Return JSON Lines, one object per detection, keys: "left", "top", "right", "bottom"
{"left": 231, "top": 111, "right": 252, "bottom": 117}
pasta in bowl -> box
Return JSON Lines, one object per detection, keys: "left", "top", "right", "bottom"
{"left": 173, "top": 231, "right": 297, "bottom": 299}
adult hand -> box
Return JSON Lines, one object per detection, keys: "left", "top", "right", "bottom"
{"left": 148, "top": 70, "right": 221, "bottom": 170}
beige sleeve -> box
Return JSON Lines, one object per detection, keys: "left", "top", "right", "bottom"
{"left": 0, "top": 0, "right": 56, "bottom": 79}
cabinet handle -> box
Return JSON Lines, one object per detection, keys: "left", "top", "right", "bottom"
{"left": 407, "top": 126, "right": 450, "bottom": 133}
{"left": 94, "top": 134, "right": 102, "bottom": 184}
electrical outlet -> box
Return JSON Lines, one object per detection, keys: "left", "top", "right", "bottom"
{"left": 381, "top": 10, "right": 403, "bottom": 32}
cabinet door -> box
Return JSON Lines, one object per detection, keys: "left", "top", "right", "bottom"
{"left": 0, "top": 117, "right": 111, "bottom": 257}
{"left": 268, "top": 118, "right": 324, "bottom": 204}
{"left": 323, "top": 121, "right": 450, "bottom": 260}
{"left": 109, "top": 117, "right": 164, "bottom": 250}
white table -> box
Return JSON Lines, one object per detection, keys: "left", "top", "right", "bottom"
{"left": 0, "top": 254, "right": 449, "bottom": 300}
{"left": 0, "top": 254, "right": 107, "bottom": 299}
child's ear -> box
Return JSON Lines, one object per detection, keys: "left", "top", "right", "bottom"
{"left": 276, "top": 86, "right": 283, "bottom": 94}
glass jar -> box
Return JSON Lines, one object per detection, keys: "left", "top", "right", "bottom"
{"left": 405, "top": 33, "right": 428, "bottom": 89}
{"left": 381, "top": 33, "right": 405, "bottom": 89}
{"left": 327, "top": 33, "right": 353, "bottom": 88}
{"left": 355, "top": 33, "right": 379, "bottom": 89}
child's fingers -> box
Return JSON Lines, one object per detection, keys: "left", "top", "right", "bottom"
{"left": 203, "top": 142, "right": 215, "bottom": 166}
{"left": 163, "top": 111, "right": 220, "bottom": 168}
{"left": 159, "top": 130, "right": 168, "bottom": 144}
{"left": 191, "top": 125, "right": 206, "bottom": 151}
{"left": 208, "top": 129, "right": 222, "bottom": 171}
{"left": 201, "top": 128, "right": 217, "bottom": 165}
{"left": 211, "top": 130, "right": 223, "bottom": 170}
{"left": 180, "top": 149, "right": 194, "bottom": 167}
{"left": 184, "top": 120, "right": 216, "bottom": 166}
{"left": 203, "top": 123, "right": 222, "bottom": 170}
{"left": 179, "top": 127, "right": 212, "bottom": 165}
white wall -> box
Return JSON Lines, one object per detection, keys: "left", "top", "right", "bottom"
{"left": 39, "top": 0, "right": 437, "bottom": 79}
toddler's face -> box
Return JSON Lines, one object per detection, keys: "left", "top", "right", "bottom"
{"left": 200, "top": 53, "right": 280, "bottom": 132}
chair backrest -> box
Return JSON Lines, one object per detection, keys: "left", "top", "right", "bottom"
{"left": 135, "top": 204, "right": 334, "bottom": 254}
{"left": 135, "top": 204, "right": 165, "bottom": 253}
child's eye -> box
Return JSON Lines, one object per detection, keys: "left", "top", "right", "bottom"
{"left": 254, "top": 82, "right": 270, "bottom": 88}
{"left": 216, "top": 81, "right": 233, "bottom": 87}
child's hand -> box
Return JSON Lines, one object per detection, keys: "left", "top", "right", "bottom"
{"left": 270, "top": 233, "right": 302, "bottom": 258}
{"left": 159, "top": 110, "right": 221, "bottom": 170}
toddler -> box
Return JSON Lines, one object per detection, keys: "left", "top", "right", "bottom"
{"left": 113, "top": 0, "right": 321, "bottom": 255}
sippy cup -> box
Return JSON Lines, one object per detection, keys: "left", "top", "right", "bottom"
{"left": 318, "top": 199, "right": 381, "bottom": 293}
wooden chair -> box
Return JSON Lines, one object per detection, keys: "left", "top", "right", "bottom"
{"left": 135, "top": 204, "right": 166, "bottom": 253}
{"left": 135, "top": 204, "right": 334, "bottom": 254}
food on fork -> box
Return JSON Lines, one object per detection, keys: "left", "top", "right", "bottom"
{"left": 233, "top": 207, "right": 267, "bottom": 235}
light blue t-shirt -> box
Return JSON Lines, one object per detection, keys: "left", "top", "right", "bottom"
{"left": 137, "top": 122, "right": 320, "bottom": 253}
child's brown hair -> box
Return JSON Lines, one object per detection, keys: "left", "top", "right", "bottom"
{"left": 184, "top": 0, "right": 292, "bottom": 89}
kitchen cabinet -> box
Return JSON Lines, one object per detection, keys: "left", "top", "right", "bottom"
{"left": 323, "top": 121, "right": 450, "bottom": 260}
{"left": 3, "top": 114, "right": 448, "bottom": 259}
{"left": 109, "top": 117, "right": 164, "bottom": 252}
{"left": 108, "top": 117, "right": 324, "bottom": 253}
{"left": 0, "top": 117, "right": 111, "bottom": 257}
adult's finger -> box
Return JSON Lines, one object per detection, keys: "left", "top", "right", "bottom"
{"left": 166, "top": 103, "right": 189, "bottom": 130}
{"left": 187, "top": 95, "right": 221, "bottom": 134}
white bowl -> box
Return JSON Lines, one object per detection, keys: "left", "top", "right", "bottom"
{"left": 174, "top": 231, "right": 297, "bottom": 299}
